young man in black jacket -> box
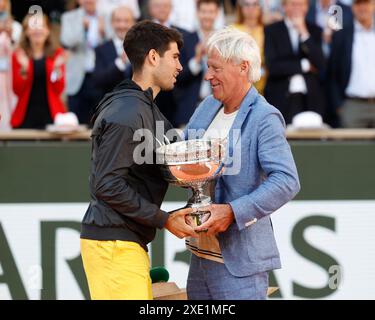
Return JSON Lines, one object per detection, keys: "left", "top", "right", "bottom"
{"left": 80, "top": 21, "right": 197, "bottom": 300}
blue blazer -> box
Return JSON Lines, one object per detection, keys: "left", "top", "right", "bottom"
{"left": 184, "top": 87, "right": 300, "bottom": 276}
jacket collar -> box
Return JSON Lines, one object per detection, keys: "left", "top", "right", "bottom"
{"left": 227, "top": 85, "right": 258, "bottom": 156}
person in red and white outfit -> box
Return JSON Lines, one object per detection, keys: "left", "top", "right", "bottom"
{"left": 11, "top": 14, "right": 67, "bottom": 129}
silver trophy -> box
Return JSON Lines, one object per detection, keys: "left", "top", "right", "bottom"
{"left": 156, "top": 139, "right": 225, "bottom": 228}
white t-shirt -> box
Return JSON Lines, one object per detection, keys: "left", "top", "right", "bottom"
{"left": 203, "top": 106, "right": 239, "bottom": 140}
{"left": 345, "top": 21, "right": 375, "bottom": 98}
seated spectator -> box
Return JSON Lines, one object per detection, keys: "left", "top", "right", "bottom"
{"left": 11, "top": 14, "right": 67, "bottom": 129}
{"left": 61, "top": 0, "right": 108, "bottom": 125}
{"left": 328, "top": 0, "right": 375, "bottom": 128}
{"left": 233, "top": 0, "right": 266, "bottom": 93}
{"left": 174, "top": 0, "right": 221, "bottom": 127}
{"left": 93, "top": 5, "right": 135, "bottom": 96}
{"left": 264, "top": 0, "right": 326, "bottom": 124}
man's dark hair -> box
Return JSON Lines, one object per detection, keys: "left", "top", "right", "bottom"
{"left": 197, "top": 0, "right": 220, "bottom": 8}
{"left": 123, "top": 20, "right": 183, "bottom": 73}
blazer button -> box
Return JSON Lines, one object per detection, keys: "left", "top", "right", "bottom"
{"left": 245, "top": 218, "right": 257, "bottom": 228}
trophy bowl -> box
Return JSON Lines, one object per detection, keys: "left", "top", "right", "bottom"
{"left": 156, "top": 139, "right": 224, "bottom": 229}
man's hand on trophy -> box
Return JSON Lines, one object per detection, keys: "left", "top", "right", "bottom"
{"left": 165, "top": 208, "right": 199, "bottom": 239}
{"left": 194, "top": 204, "right": 235, "bottom": 236}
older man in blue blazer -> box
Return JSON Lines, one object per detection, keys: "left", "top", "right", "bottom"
{"left": 183, "top": 27, "right": 301, "bottom": 300}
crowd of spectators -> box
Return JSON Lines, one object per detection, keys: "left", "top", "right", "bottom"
{"left": 0, "top": 0, "right": 374, "bottom": 130}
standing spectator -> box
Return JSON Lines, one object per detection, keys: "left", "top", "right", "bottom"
{"left": 93, "top": 6, "right": 135, "bottom": 96}
{"left": 233, "top": 0, "right": 266, "bottom": 93}
{"left": 328, "top": 0, "right": 375, "bottom": 128}
{"left": 61, "top": 0, "right": 107, "bottom": 125}
{"left": 148, "top": 0, "right": 174, "bottom": 27}
{"left": 11, "top": 14, "right": 67, "bottom": 129}
{"left": 169, "top": 0, "right": 225, "bottom": 32}
{"left": 147, "top": 0, "right": 190, "bottom": 126}
{"left": 96, "top": 0, "right": 140, "bottom": 38}
{"left": 264, "top": 0, "right": 326, "bottom": 124}
{"left": 307, "top": 0, "right": 353, "bottom": 56}
{"left": 174, "top": 0, "right": 221, "bottom": 127}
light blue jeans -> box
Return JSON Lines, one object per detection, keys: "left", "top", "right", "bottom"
{"left": 187, "top": 254, "right": 269, "bottom": 300}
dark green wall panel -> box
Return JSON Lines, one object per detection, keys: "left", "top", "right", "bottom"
{"left": 1, "top": 141, "right": 374, "bottom": 202}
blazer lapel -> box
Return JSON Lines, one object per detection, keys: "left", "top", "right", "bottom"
{"left": 281, "top": 21, "right": 296, "bottom": 56}
{"left": 188, "top": 100, "right": 222, "bottom": 138}
{"left": 77, "top": 7, "right": 84, "bottom": 23}
{"left": 227, "top": 86, "right": 258, "bottom": 157}
{"left": 345, "top": 24, "right": 354, "bottom": 86}
{"left": 109, "top": 41, "right": 118, "bottom": 60}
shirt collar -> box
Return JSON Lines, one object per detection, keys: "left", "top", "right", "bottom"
{"left": 84, "top": 10, "right": 98, "bottom": 18}
{"left": 113, "top": 36, "right": 123, "bottom": 48}
{"left": 354, "top": 19, "right": 375, "bottom": 32}
{"left": 197, "top": 28, "right": 214, "bottom": 42}
{"left": 284, "top": 18, "right": 296, "bottom": 31}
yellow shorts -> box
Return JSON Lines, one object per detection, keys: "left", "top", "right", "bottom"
{"left": 80, "top": 239, "right": 152, "bottom": 300}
